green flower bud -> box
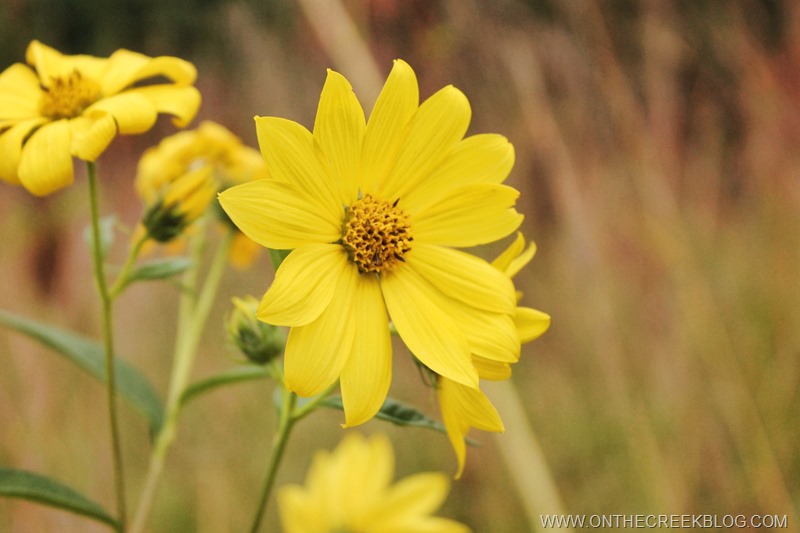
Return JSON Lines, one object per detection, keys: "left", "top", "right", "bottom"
{"left": 227, "top": 296, "right": 284, "bottom": 364}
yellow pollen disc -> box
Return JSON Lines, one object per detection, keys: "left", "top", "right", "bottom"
{"left": 342, "top": 193, "right": 413, "bottom": 274}
{"left": 39, "top": 70, "right": 101, "bottom": 119}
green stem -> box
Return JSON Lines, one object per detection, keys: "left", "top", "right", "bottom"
{"left": 108, "top": 233, "right": 148, "bottom": 300}
{"left": 86, "top": 161, "right": 127, "bottom": 531}
{"left": 129, "top": 228, "right": 233, "bottom": 533}
{"left": 291, "top": 381, "right": 339, "bottom": 422}
{"left": 250, "top": 386, "right": 297, "bottom": 533}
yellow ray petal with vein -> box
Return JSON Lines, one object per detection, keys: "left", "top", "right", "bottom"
{"left": 19, "top": 120, "right": 73, "bottom": 196}
{"left": 258, "top": 244, "right": 349, "bottom": 327}
{"left": 340, "top": 274, "right": 392, "bottom": 427}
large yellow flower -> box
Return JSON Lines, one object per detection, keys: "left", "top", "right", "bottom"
{"left": 219, "top": 60, "right": 523, "bottom": 427}
{"left": 0, "top": 40, "right": 200, "bottom": 196}
{"left": 438, "top": 233, "right": 551, "bottom": 478}
{"left": 279, "top": 433, "right": 469, "bottom": 533}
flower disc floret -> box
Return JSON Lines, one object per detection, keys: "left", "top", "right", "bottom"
{"left": 39, "top": 70, "right": 100, "bottom": 119}
{"left": 342, "top": 194, "right": 413, "bottom": 274}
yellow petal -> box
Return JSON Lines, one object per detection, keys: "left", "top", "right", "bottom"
{"left": 374, "top": 472, "right": 449, "bottom": 519}
{"left": 0, "top": 118, "right": 47, "bottom": 185}
{"left": 26, "top": 40, "right": 106, "bottom": 86}
{"left": 439, "top": 378, "right": 504, "bottom": 479}
{"left": 218, "top": 179, "right": 341, "bottom": 250}
{"left": 18, "top": 120, "right": 73, "bottom": 196}
{"left": 0, "top": 63, "right": 42, "bottom": 119}
{"left": 258, "top": 244, "right": 349, "bottom": 327}
{"left": 515, "top": 307, "right": 551, "bottom": 343}
{"left": 381, "top": 267, "right": 478, "bottom": 389}
{"left": 100, "top": 49, "right": 197, "bottom": 95}
{"left": 507, "top": 240, "right": 538, "bottom": 279}
{"left": 361, "top": 59, "right": 418, "bottom": 193}
{"left": 283, "top": 263, "right": 359, "bottom": 397}
{"left": 446, "top": 303, "right": 520, "bottom": 363}
{"left": 472, "top": 356, "right": 512, "bottom": 381}
{"left": 340, "top": 274, "right": 392, "bottom": 427}
{"left": 491, "top": 231, "right": 525, "bottom": 274}
{"left": 85, "top": 92, "right": 157, "bottom": 134}
{"left": 336, "top": 434, "right": 394, "bottom": 515}
{"left": 412, "top": 183, "right": 523, "bottom": 247}
{"left": 255, "top": 116, "right": 345, "bottom": 219}
{"left": 314, "top": 69, "right": 365, "bottom": 200}
{"left": 447, "top": 380, "right": 504, "bottom": 432}
{"left": 69, "top": 112, "right": 117, "bottom": 161}
{"left": 383, "top": 518, "right": 471, "bottom": 533}
{"left": 438, "top": 384, "right": 468, "bottom": 479}
{"left": 278, "top": 487, "right": 320, "bottom": 533}
{"left": 380, "top": 85, "right": 470, "bottom": 201}
{"left": 408, "top": 244, "right": 516, "bottom": 313}
{"left": 125, "top": 85, "right": 201, "bottom": 128}
{"left": 403, "top": 133, "right": 515, "bottom": 212}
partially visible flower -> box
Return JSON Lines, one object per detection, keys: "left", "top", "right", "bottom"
{"left": 220, "top": 59, "right": 523, "bottom": 428}
{"left": 492, "top": 232, "right": 552, "bottom": 344}
{"left": 438, "top": 232, "right": 551, "bottom": 478}
{"left": 227, "top": 295, "right": 285, "bottom": 365}
{"left": 0, "top": 40, "right": 200, "bottom": 195}
{"left": 140, "top": 166, "right": 218, "bottom": 242}
{"left": 135, "top": 121, "right": 268, "bottom": 263}
{"left": 279, "top": 433, "right": 469, "bottom": 533}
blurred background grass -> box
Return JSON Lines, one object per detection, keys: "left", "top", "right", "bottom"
{"left": 1, "top": 0, "right": 800, "bottom": 531}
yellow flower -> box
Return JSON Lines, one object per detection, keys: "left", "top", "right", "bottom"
{"left": 136, "top": 120, "right": 268, "bottom": 259}
{"left": 219, "top": 60, "right": 523, "bottom": 427}
{"left": 139, "top": 165, "right": 218, "bottom": 242}
{"left": 0, "top": 40, "right": 200, "bottom": 196}
{"left": 279, "top": 433, "right": 470, "bottom": 533}
{"left": 438, "top": 232, "right": 551, "bottom": 478}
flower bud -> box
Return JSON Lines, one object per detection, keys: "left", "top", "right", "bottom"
{"left": 141, "top": 166, "right": 218, "bottom": 242}
{"left": 227, "top": 296, "right": 284, "bottom": 364}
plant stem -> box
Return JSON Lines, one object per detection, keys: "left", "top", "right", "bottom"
{"left": 86, "top": 161, "right": 127, "bottom": 531}
{"left": 108, "top": 233, "right": 148, "bottom": 299}
{"left": 129, "top": 228, "right": 233, "bottom": 533}
{"left": 250, "top": 386, "right": 297, "bottom": 533}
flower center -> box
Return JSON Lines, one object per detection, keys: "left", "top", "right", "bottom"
{"left": 342, "top": 194, "right": 413, "bottom": 274}
{"left": 39, "top": 71, "right": 101, "bottom": 119}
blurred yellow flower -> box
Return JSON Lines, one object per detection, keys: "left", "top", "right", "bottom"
{"left": 140, "top": 165, "right": 218, "bottom": 243}
{"left": 136, "top": 121, "right": 268, "bottom": 260}
{"left": 220, "top": 59, "right": 523, "bottom": 427}
{"left": 279, "top": 433, "right": 469, "bottom": 533}
{"left": 438, "top": 232, "right": 551, "bottom": 478}
{"left": 0, "top": 40, "right": 200, "bottom": 196}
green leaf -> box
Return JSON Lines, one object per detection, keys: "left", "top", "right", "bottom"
{"left": 318, "top": 395, "right": 481, "bottom": 446}
{"left": 180, "top": 365, "right": 272, "bottom": 408}
{"left": 83, "top": 215, "right": 116, "bottom": 260}
{"left": 0, "top": 309, "right": 164, "bottom": 437}
{"left": 126, "top": 257, "right": 193, "bottom": 285}
{"left": 0, "top": 468, "right": 118, "bottom": 528}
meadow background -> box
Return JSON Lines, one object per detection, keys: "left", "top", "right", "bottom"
{"left": 1, "top": 0, "right": 799, "bottom": 531}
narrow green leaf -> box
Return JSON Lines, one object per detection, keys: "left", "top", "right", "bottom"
{"left": 0, "top": 309, "right": 164, "bottom": 437}
{"left": 126, "top": 257, "right": 193, "bottom": 284}
{"left": 318, "top": 395, "right": 481, "bottom": 446}
{"left": 0, "top": 468, "right": 118, "bottom": 528}
{"left": 180, "top": 366, "right": 272, "bottom": 408}
{"left": 82, "top": 215, "right": 116, "bottom": 260}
